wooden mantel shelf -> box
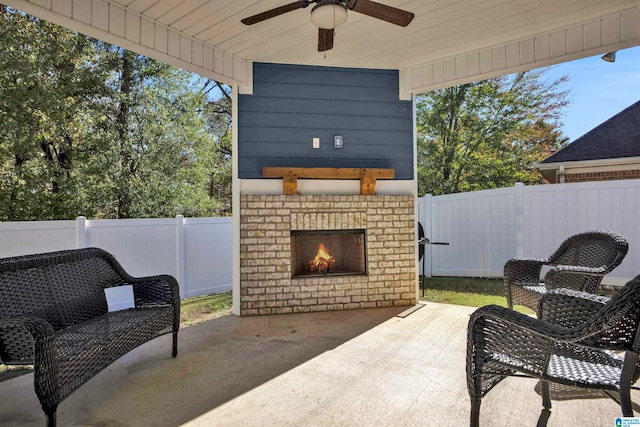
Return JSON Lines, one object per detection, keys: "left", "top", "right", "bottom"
{"left": 262, "top": 167, "right": 395, "bottom": 195}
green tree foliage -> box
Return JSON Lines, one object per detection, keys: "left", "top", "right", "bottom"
{"left": 202, "top": 80, "right": 232, "bottom": 216}
{"left": 77, "top": 45, "right": 224, "bottom": 219}
{"left": 416, "top": 69, "right": 570, "bottom": 196}
{"left": 0, "top": 7, "right": 232, "bottom": 220}
{"left": 0, "top": 6, "right": 99, "bottom": 220}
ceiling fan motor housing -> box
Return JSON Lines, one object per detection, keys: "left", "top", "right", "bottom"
{"left": 311, "top": 1, "right": 349, "bottom": 29}
{"left": 298, "top": 0, "right": 358, "bottom": 8}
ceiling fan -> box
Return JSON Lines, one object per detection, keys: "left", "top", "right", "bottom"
{"left": 241, "top": 0, "right": 415, "bottom": 52}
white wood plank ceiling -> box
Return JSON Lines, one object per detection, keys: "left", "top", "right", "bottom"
{"left": 5, "top": 0, "right": 640, "bottom": 95}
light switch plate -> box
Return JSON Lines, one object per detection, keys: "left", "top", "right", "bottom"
{"left": 334, "top": 135, "right": 343, "bottom": 148}
{"left": 313, "top": 137, "right": 320, "bottom": 149}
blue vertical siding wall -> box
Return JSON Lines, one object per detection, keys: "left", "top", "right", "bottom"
{"left": 238, "top": 63, "right": 413, "bottom": 179}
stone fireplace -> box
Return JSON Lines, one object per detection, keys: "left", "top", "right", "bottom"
{"left": 239, "top": 194, "right": 416, "bottom": 316}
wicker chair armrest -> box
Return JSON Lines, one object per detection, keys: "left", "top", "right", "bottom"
{"left": 470, "top": 304, "right": 572, "bottom": 342}
{"left": 127, "top": 275, "right": 181, "bottom": 334}
{"left": 504, "top": 258, "right": 549, "bottom": 306}
{"left": 544, "top": 265, "right": 608, "bottom": 291}
{"left": 537, "top": 288, "right": 609, "bottom": 327}
{"left": 127, "top": 274, "right": 180, "bottom": 308}
{"left": 0, "top": 317, "right": 59, "bottom": 402}
{"left": 0, "top": 317, "right": 56, "bottom": 359}
{"left": 504, "top": 257, "right": 549, "bottom": 287}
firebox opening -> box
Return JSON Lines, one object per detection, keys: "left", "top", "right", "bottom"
{"left": 291, "top": 229, "right": 367, "bottom": 278}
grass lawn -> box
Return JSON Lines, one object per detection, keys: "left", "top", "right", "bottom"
{"left": 180, "top": 291, "right": 232, "bottom": 327}
{"left": 420, "top": 276, "right": 534, "bottom": 314}
{"left": 179, "top": 277, "right": 534, "bottom": 328}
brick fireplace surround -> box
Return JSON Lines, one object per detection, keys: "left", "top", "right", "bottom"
{"left": 239, "top": 194, "right": 416, "bottom": 316}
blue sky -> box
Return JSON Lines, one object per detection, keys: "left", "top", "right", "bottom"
{"left": 544, "top": 45, "right": 640, "bottom": 142}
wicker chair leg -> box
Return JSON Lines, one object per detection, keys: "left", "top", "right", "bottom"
{"left": 46, "top": 410, "right": 56, "bottom": 427}
{"left": 506, "top": 291, "right": 513, "bottom": 310}
{"left": 172, "top": 331, "right": 178, "bottom": 357}
{"left": 541, "top": 380, "right": 552, "bottom": 410}
{"left": 620, "top": 351, "right": 639, "bottom": 417}
{"left": 470, "top": 399, "right": 481, "bottom": 427}
{"left": 538, "top": 409, "right": 552, "bottom": 426}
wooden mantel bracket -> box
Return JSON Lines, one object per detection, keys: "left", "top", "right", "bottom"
{"left": 262, "top": 167, "right": 395, "bottom": 195}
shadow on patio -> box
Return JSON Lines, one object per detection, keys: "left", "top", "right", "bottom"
{"left": 1, "top": 302, "right": 637, "bottom": 426}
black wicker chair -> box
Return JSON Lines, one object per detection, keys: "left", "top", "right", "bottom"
{"left": 0, "top": 248, "right": 180, "bottom": 427}
{"left": 505, "top": 231, "right": 628, "bottom": 311}
{"left": 467, "top": 275, "right": 640, "bottom": 426}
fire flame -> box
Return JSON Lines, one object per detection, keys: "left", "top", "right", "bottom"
{"left": 309, "top": 243, "right": 335, "bottom": 272}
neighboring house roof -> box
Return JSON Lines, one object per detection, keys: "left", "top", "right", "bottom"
{"left": 541, "top": 100, "right": 640, "bottom": 164}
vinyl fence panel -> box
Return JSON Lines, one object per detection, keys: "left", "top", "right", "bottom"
{"left": 183, "top": 217, "right": 233, "bottom": 298}
{"left": 522, "top": 180, "right": 640, "bottom": 284}
{"left": 421, "top": 186, "right": 520, "bottom": 278}
{"left": 0, "top": 220, "right": 77, "bottom": 258}
{"left": 85, "top": 218, "right": 179, "bottom": 278}
{"left": 420, "top": 179, "right": 640, "bottom": 285}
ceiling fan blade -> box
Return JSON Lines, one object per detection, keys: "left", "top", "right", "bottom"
{"left": 318, "top": 28, "right": 334, "bottom": 52}
{"left": 351, "top": 0, "right": 414, "bottom": 27}
{"left": 241, "top": 2, "right": 306, "bottom": 25}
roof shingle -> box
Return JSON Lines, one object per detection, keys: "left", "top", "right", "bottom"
{"left": 542, "top": 100, "right": 640, "bottom": 163}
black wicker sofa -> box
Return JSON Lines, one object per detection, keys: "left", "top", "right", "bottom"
{"left": 0, "top": 247, "right": 180, "bottom": 427}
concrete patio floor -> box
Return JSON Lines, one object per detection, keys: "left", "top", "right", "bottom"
{"left": 1, "top": 301, "right": 637, "bottom": 426}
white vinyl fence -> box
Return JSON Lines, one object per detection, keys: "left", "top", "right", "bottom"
{"left": 2, "top": 178, "right": 639, "bottom": 308}
{"left": 418, "top": 179, "right": 640, "bottom": 286}
{"left": 0, "top": 216, "right": 232, "bottom": 310}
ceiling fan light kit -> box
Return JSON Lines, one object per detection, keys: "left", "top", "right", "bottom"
{"left": 311, "top": 1, "right": 348, "bottom": 29}
{"left": 241, "top": 0, "right": 414, "bottom": 52}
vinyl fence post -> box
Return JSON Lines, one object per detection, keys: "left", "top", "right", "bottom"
{"left": 76, "top": 216, "right": 87, "bottom": 249}
{"left": 514, "top": 183, "right": 524, "bottom": 257}
{"left": 176, "top": 215, "right": 185, "bottom": 300}
{"left": 423, "top": 193, "right": 433, "bottom": 278}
